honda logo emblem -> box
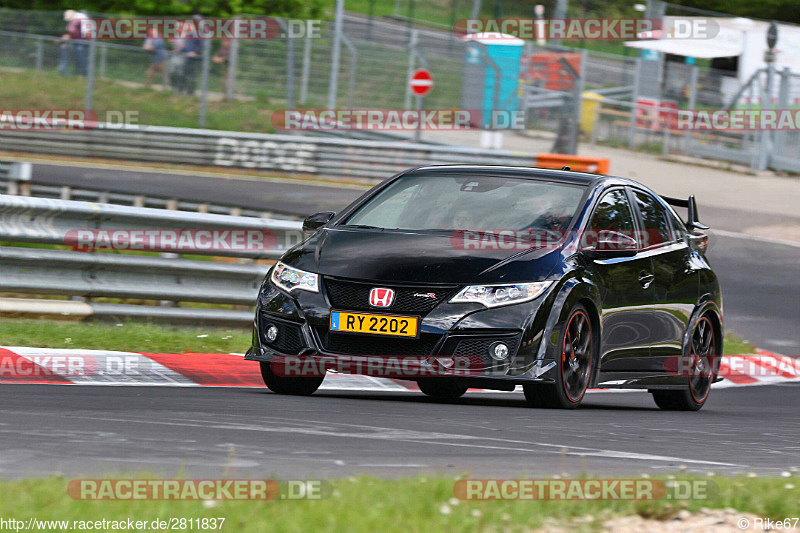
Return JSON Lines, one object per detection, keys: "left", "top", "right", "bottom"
{"left": 369, "top": 288, "right": 395, "bottom": 308}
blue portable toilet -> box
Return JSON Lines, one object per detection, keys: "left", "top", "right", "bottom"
{"left": 461, "top": 33, "right": 525, "bottom": 129}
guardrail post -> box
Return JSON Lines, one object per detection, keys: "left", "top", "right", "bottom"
{"left": 8, "top": 162, "right": 32, "bottom": 197}
{"left": 158, "top": 252, "right": 179, "bottom": 308}
{"left": 60, "top": 186, "right": 72, "bottom": 200}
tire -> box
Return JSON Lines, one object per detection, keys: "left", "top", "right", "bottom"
{"left": 260, "top": 361, "right": 324, "bottom": 396}
{"left": 417, "top": 378, "right": 468, "bottom": 400}
{"left": 524, "top": 303, "right": 594, "bottom": 409}
{"left": 652, "top": 315, "right": 718, "bottom": 411}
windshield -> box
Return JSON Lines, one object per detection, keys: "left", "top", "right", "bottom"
{"left": 342, "top": 174, "right": 586, "bottom": 232}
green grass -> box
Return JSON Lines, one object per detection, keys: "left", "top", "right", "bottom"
{"left": 0, "top": 70, "right": 281, "bottom": 133}
{"left": 724, "top": 334, "right": 755, "bottom": 356}
{"left": 0, "top": 319, "right": 251, "bottom": 354}
{"left": 0, "top": 474, "right": 797, "bottom": 532}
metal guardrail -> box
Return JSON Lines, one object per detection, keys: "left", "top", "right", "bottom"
{"left": 0, "top": 194, "right": 304, "bottom": 324}
{"left": 0, "top": 165, "right": 299, "bottom": 220}
{"left": 0, "top": 194, "right": 302, "bottom": 259}
{"left": 0, "top": 124, "right": 541, "bottom": 181}
{"left": 0, "top": 246, "right": 268, "bottom": 305}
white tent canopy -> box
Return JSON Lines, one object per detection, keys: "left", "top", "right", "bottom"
{"left": 624, "top": 16, "right": 747, "bottom": 58}
{"left": 624, "top": 37, "right": 742, "bottom": 58}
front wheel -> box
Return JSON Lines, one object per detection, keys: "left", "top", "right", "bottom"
{"left": 260, "top": 361, "right": 324, "bottom": 395}
{"left": 524, "top": 303, "right": 594, "bottom": 409}
{"left": 652, "top": 315, "right": 718, "bottom": 411}
{"left": 417, "top": 379, "right": 468, "bottom": 400}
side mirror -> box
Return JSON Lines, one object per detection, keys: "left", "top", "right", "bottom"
{"left": 583, "top": 229, "right": 639, "bottom": 259}
{"left": 303, "top": 211, "right": 335, "bottom": 235}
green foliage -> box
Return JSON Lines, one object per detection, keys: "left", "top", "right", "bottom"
{"left": 669, "top": 0, "right": 800, "bottom": 24}
{"left": 0, "top": 0, "right": 323, "bottom": 19}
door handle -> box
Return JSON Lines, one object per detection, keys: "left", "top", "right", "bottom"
{"left": 638, "top": 271, "right": 655, "bottom": 289}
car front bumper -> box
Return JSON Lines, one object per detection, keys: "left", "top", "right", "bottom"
{"left": 244, "top": 280, "right": 561, "bottom": 384}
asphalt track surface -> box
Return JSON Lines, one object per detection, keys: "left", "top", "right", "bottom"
{"left": 0, "top": 161, "right": 796, "bottom": 479}
{"left": 1, "top": 383, "right": 799, "bottom": 479}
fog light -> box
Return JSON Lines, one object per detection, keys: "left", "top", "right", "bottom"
{"left": 490, "top": 342, "right": 509, "bottom": 361}
{"left": 266, "top": 325, "right": 278, "bottom": 343}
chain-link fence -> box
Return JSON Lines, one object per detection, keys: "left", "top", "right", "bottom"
{"left": 2, "top": 7, "right": 800, "bottom": 171}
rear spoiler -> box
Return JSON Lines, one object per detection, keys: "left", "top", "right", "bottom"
{"left": 661, "top": 194, "right": 709, "bottom": 231}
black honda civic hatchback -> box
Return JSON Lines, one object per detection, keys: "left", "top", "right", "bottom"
{"left": 246, "top": 165, "right": 723, "bottom": 410}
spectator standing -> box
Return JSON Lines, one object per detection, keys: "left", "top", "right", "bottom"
{"left": 213, "top": 38, "right": 232, "bottom": 99}
{"left": 60, "top": 9, "right": 89, "bottom": 76}
{"left": 167, "top": 25, "right": 188, "bottom": 93}
{"left": 180, "top": 16, "right": 203, "bottom": 96}
{"left": 143, "top": 27, "right": 168, "bottom": 88}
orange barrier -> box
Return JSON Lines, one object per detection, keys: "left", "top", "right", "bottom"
{"left": 535, "top": 153, "right": 610, "bottom": 175}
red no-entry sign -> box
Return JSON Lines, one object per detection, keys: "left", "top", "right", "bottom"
{"left": 410, "top": 69, "right": 433, "bottom": 97}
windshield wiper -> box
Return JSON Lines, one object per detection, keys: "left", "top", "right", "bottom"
{"left": 342, "top": 224, "right": 383, "bottom": 230}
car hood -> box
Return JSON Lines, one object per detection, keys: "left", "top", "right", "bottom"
{"left": 282, "top": 228, "right": 560, "bottom": 285}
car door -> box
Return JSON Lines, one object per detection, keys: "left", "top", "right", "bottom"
{"left": 631, "top": 189, "right": 697, "bottom": 371}
{"left": 585, "top": 188, "right": 658, "bottom": 371}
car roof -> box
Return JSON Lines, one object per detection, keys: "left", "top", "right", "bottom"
{"left": 405, "top": 164, "right": 641, "bottom": 189}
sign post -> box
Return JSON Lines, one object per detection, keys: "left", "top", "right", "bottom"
{"left": 757, "top": 21, "right": 779, "bottom": 171}
{"left": 410, "top": 68, "right": 433, "bottom": 143}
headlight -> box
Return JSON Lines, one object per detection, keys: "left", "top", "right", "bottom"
{"left": 270, "top": 261, "right": 319, "bottom": 293}
{"left": 450, "top": 281, "right": 552, "bottom": 308}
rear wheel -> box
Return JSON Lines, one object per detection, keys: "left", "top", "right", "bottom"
{"left": 652, "top": 315, "right": 718, "bottom": 411}
{"left": 524, "top": 304, "right": 594, "bottom": 409}
{"left": 417, "top": 379, "right": 468, "bottom": 400}
{"left": 260, "top": 361, "right": 324, "bottom": 396}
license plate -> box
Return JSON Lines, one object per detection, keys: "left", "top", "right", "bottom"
{"left": 329, "top": 311, "right": 418, "bottom": 338}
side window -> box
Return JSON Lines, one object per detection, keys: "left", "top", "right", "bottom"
{"left": 633, "top": 191, "right": 672, "bottom": 246}
{"left": 666, "top": 208, "right": 687, "bottom": 241}
{"left": 589, "top": 189, "right": 635, "bottom": 234}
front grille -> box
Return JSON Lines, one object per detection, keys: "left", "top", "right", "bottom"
{"left": 260, "top": 315, "right": 305, "bottom": 355}
{"left": 324, "top": 278, "right": 458, "bottom": 315}
{"left": 314, "top": 326, "right": 442, "bottom": 356}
